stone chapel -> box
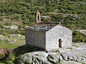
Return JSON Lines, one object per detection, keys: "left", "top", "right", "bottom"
{"left": 25, "top": 10, "right": 72, "bottom": 51}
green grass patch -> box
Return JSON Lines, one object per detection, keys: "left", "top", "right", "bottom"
{"left": 0, "top": 44, "right": 18, "bottom": 49}
{"left": 66, "top": 47, "right": 72, "bottom": 50}
{"left": 0, "top": 40, "right": 18, "bottom": 49}
{"left": 6, "top": 61, "right": 14, "bottom": 64}
{"left": 72, "top": 44, "right": 79, "bottom": 47}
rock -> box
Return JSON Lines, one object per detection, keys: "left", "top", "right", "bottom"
{"left": 13, "top": 34, "right": 16, "bottom": 36}
{"left": 0, "top": 35, "right": 3, "bottom": 36}
{"left": 47, "top": 53, "right": 60, "bottom": 64}
{"left": 18, "top": 34, "right": 21, "bottom": 38}
{"left": 60, "top": 52, "right": 69, "bottom": 60}
{"left": 72, "top": 54, "right": 78, "bottom": 61}
{"left": 9, "top": 42, "right": 14, "bottom": 45}
{"left": 60, "top": 50, "right": 86, "bottom": 63}
{"left": 43, "top": 61, "right": 51, "bottom": 64}
{"left": 16, "top": 43, "right": 86, "bottom": 64}
{"left": 0, "top": 39, "right": 3, "bottom": 41}
{"left": 13, "top": 40, "right": 16, "bottom": 43}
{"left": 60, "top": 60, "right": 82, "bottom": 64}
{"left": 8, "top": 35, "right": 13, "bottom": 37}
{"left": 18, "top": 52, "right": 49, "bottom": 64}
{"left": 60, "top": 55, "right": 63, "bottom": 60}
{"left": 68, "top": 53, "right": 73, "bottom": 61}
{"left": 5, "top": 38, "right": 10, "bottom": 41}
{"left": 35, "top": 53, "right": 48, "bottom": 62}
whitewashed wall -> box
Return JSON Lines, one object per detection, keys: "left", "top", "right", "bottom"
{"left": 46, "top": 25, "right": 72, "bottom": 51}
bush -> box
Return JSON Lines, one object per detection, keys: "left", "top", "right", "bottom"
{"left": 72, "top": 31, "right": 86, "bottom": 42}
{"left": 18, "top": 25, "right": 23, "bottom": 29}
{"left": 0, "top": 54, "right": 5, "bottom": 59}
{"left": 1, "top": 25, "right": 5, "bottom": 28}
{"left": 5, "top": 16, "right": 10, "bottom": 19}
{"left": 6, "top": 61, "right": 14, "bottom": 64}
{"left": 14, "top": 15, "right": 21, "bottom": 19}
{"left": 0, "top": 18, "right": 4, "bottom": 21}
{"left": 23, "top": 19, "right": 29, "bottom": 24}
{"left": 20, "top": 31, "right": 25, "bottom": 35}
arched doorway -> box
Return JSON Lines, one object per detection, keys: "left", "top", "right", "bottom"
{"left": 59, "top": 39, "right": 62, "bottom": 48}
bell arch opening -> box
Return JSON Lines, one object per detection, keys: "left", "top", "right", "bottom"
{"left": 58, "top": 39, "right": 62, "bottom": 48}
{"left": 38, "top": 15, "right": 40, "bottom": 20}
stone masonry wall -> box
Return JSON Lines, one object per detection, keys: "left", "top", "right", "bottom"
{"left": 46, "top": 25, "right": 72, "bottom": 51}
{"left": 25, "top": 29, "right": 46, "bottom": 49}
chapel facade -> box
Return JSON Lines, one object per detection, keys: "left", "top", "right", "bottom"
{"left": 25, "top": 10, "right": 72, "bottom": 51}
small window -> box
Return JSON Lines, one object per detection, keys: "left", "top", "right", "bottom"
{"left": 59, "top": 39, "right": 62, "bottom": 48}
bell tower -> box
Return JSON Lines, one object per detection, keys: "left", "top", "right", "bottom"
{"left": 35, "top": 10, "right": 41, "bottom": 24}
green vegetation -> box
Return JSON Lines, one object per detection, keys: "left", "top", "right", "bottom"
{"left": 73, "top": 31, "right": 86, "bottom": 42}
{"left": 0, "top": 28, "right": 25, "bottom": 35}
{"left": 0, "top": 0, "right": 86, "bottom": 28}
{"left": 0, "top": 51, "right": 16, "bottom": 64}
{"left": 0, "top": 0, "right": 86, "bottom": 63}
{"left": 72, "top": 44, "right": 79, "bottom": 47}
{"left": 0, "top": 0, "right": 86, "bottom": 43}
{"left": 0, "top": 45, "right": 35, "bottom": 64}
{"left": 0, "top": 40, "right": 18, "bottom": 49}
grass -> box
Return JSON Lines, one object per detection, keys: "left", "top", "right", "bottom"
{"left": 0, "top": 35, "right": 26, "bottom": 64}
{"left": 52, "top": 50, "right": 59, "bottom": 52}
{"left": 0, "top": 52, "right": 15, "bottom": 64}
{"left": 66, "top": 47, "right": 72, "bottom": 50}
{"left": 0, "top": 35, "right": 25, "bottom": 49}
{"left": 72, "top": 44, "right": 79, "bottom": 47}
{"left": 0, "top": 40, "right": 18, "bottom": 49}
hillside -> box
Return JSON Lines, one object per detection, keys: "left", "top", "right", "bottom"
{"left": 0, "top": 0, "right": 86, "bottom": 64}
{"left": 0, "top": 0, "right": 86, "bottom": 42}
{"left": 0, "top": 0, "right": 86, "bottom": 28}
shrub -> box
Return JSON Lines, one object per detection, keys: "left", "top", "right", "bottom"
{"left": 0, "top": 54, "right": 5, "bottom": 59}
{"left": 6, "top": 61, "right": 14, "bottom": 64}
{"left": 20, "top": 31, "right": 25, "bottom": 35}
{"left": 1, "top": 25, "right": 5, "bottom": 28}
{"left": 14, "top": 15, "right": 21, "bottom": 19}
{"left": 5, "top": 16, "right": 10, "bottom": 19}
{"left": 0, "top": 18, "right": 4, "bottom": 21}
{"left": 23, "top": 19, "right": 29, "bottom": 24}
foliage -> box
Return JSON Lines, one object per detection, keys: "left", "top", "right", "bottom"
{"left": 14, "top": 15, "right": 21, "bottom": 19}
{"left": 0, "top": 51, "right": 15, "bottom": 64}
{"left": 0, "top": 0, "right": 86, "bottom": 28}
{"left": 6, "top": 61, "right": 14, "bottom": 64}
{"left": 0, "top": 0, "right": 86, "bottom": 42}
{"left": 0, "top": 54, "right": 5, "bottom": 60}
{"left": 51, "top": 14, "right": 64, "bottom": 22}
{"left": 0, "top": 18, "right": 4, "bottom": 21}
{"left": 72, "top": 31, "right": 86, "bottom": 42}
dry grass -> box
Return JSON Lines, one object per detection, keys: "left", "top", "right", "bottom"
{"left": 0, "top": 35, "right": 25, "bottom": 49}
